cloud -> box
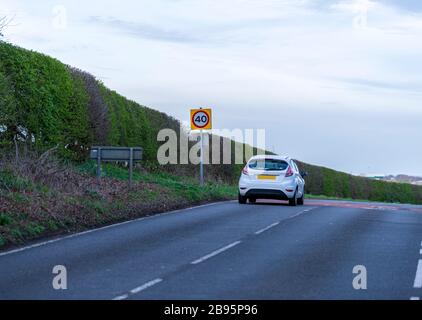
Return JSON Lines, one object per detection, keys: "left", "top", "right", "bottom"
{"left": 87, "top": 16, "right": 199, "bottom": 43}
{"left": 378, "top": 0, "right": 422, "bottom": 12}
{"left": 85, "top": 2, "right": 311, "bottom": 47}
{"left": 333, "top": 77, "right": 422, "bottom": 94}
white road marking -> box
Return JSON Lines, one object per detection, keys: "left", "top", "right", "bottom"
{"left": 191, "top": 241, "right": 241, "bottom": 265}
{"left": 410, "top": 297, "right": 420, "bottom": 300}
{"left": 413, "top": 259, "right": 422, "bottom": 288}
{"left": 255, "top": 222, "right": 280, "bottom": 235}
{"left": 254, "top": 207, "right": 315, "bottom": 235}
{"left": 0, "top": 200, "right": 234, "bottom": 257}
{"left": 130, "top": 278, "right": 163, "bottom": 294}
{"left": 288, "top": 207, "right": 315, "bottom": 219}
{"left": 112, "top": 278, "right": 163, "bottom": 300}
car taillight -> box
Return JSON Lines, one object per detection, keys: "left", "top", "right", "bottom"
{"left": 285, "top": 166, "right": 293, "bottom": 177}
{"left": 242, "top": 165, "right": 249, "bottom": 175}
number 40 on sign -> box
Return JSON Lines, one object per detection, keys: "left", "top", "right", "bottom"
{"left": 191, "top": 108, "right": 212, "bottom": 130}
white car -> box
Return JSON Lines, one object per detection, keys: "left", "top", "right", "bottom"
{"left": 238, "top": 155, "right": 307, "bottom": 206}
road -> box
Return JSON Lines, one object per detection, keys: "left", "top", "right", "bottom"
{"left": 0, "top": 199, "right": 422, "bottom": 300}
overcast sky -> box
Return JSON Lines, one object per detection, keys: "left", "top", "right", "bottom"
{"left": 1, "top": 0, "right": 421, "bottom": 175}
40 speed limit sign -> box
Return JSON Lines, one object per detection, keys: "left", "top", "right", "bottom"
{"left": 191, "top": 108, "right": 212, "bottom": 130}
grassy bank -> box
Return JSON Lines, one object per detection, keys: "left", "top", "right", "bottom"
{"left": 0, "top": 161, "right": 237, "bottom": 249}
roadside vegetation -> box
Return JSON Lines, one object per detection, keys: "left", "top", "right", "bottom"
{"left": 298, "top": 161, "right": 422, "bottom": 205}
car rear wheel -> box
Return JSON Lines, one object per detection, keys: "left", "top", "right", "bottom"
{"left": 238, "top": 193, "right": 247, "bottom": 204}
{"left": 289, "top": 191, "right": 297, "bottom": 206}
{"left": 297, "top": 194, "right": 304, "bottom": 205}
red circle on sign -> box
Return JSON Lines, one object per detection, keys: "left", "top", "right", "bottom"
{"left": 192, "top": 110, "right": 210, "bottom": 129}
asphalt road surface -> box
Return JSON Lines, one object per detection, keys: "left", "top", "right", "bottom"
{"left": 1, "top": 199, "right": 422, "bottom": 300}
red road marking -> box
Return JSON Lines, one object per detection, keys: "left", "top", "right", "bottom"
{"left": 306, "top": 200, "right": 421, "bottom": 212}
{"left": 253, "top": 199, "right": 422, "bottom": 213}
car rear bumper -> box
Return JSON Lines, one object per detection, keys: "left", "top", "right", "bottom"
{"left": 242, "top": 188, "right": 290, "bottom": 200}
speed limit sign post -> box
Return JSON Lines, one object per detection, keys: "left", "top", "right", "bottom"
{"left": 190, "top": 108, "right": 212, "bottom": 186}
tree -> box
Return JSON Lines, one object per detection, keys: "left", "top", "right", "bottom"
{"left": 0, "top": 16, "right": 12, "bottom": 37}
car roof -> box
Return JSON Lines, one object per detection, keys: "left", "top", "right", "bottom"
{"left": 248, "top": 154, "right": 291, "bottom": 162}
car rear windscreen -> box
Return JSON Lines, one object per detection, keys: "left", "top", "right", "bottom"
{"left": 248, "top": 159, "right": 289, "bottom": 171}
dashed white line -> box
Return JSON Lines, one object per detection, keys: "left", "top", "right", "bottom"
{"left": 288, "top": 212, "right": 302, "bottom": 219}
{"left": 413, "top": 259, "right": 422, "bottom": 288}
{"left": 113, "top": 278, "right": 163, "bottom": 300}
{"left": 255, "top": 222, "right": 280, "bottom": 235}
{"left": 191, "top": 241, "right": 242, "bottom": 265}
{"left": 288, "top": 207, "right": 315, "bottom": 219}
{"left": 410, "top": 297, "right": 420, "bottom": 300}
{"left": 253, "top": 208, "right": 315, "bottom": 236}
{"left": 130, "top": 278, "right": 163, "bottom": 294}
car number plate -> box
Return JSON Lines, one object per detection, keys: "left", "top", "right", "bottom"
{"left": 257, "top": 175, "right": 276, "bottom": 180}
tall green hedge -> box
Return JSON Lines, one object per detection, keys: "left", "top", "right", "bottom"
{"left": 100, "top": 86, "right": 158, "bottom": 161}
{"left": 0, "top": 41, "right": 180, "bottom": 162}
{"left": 297, "top": 161, "right": 422, "bottom": 204}
{"left": 0, "top": 42, "right": 91, "bottom": 159}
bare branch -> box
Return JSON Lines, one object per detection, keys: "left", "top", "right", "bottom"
{"left": 0, "top": 16, "right": 13, "bottom": 37}
{"left": 37, "top": 144, "right": 60, "bottom": 165}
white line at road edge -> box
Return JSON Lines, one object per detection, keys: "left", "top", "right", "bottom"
{"left": 0, "top": 200, "right": 235, "bottom": 258}
{"left": 413, "top": 259, "right": 422, "bottom": 288}
{"left": 191, "top": 241, "right": 242, "bottom": 265}
{"left": 113, "top": 278, "right": 163, "bottom": 300}
{"left": 255, "top": 222, "right": 280, "bottom": 235}
{"left": 410, "top": 297, "right": 420, "bottom": 300}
